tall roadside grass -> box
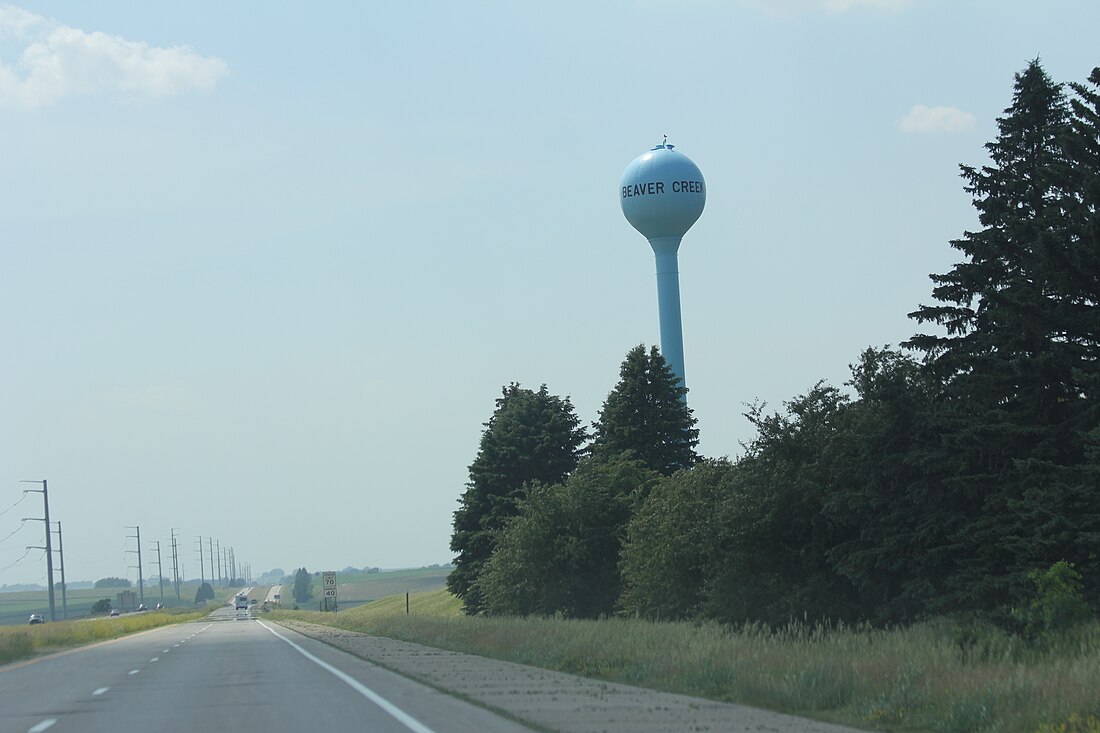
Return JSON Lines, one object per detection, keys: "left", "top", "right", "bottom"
{"left": 272, "top": 590, "right": 1100, "bottom": 733}
{"left": 0, "top": 610, "right": 207, "bottom": 666}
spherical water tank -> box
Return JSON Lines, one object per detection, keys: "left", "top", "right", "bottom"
{"left": 620, "top": 143, "right": 706, "bottom": 242}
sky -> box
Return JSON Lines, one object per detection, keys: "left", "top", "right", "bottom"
{"left": 2, "top": 0, "right": 1098, "bottom": 588}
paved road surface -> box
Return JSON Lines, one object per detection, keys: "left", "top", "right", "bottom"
{"left": 0, "top": 617, "right": 533, "bottom": 733}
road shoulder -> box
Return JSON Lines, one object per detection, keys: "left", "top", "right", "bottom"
{"left": 273, "top": 619, "right": 869, "bottom": 733}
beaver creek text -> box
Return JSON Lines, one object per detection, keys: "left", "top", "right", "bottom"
{"left": 622, "top": 180, "right": 704, "bottom": 198}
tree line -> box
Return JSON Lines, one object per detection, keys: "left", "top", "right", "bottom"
{"left": 449, "top": 60, "right": 1100, "bottom": 627}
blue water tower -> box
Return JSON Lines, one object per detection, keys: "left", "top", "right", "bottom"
{"left": 620, "top": 139, "right": 706, "bottom": 393}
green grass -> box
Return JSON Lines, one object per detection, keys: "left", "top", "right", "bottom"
{"left": 273, "top": 589, "right": 1100, "bottom": 733}
{"left": 0, "top": 608, "right": 208, "bottom": 666}
{"left": 0, "top": 582, "right": 219, "bottom": 626}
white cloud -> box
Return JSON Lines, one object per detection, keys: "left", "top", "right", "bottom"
{"left": 898, "top": 104, "right": 976, "bottom": 134}
{"left": 0, "top": 4, "right": 227, "bottom": 108}
{"left": 742, "top": 0, "right": 909, "bottom": 15}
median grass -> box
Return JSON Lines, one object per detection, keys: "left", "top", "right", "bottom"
{"left": 0, "top": 609, "right": 208, "bottom": 666}
{"left": 271, "top": 589, "right": 1100, "bottom": 733}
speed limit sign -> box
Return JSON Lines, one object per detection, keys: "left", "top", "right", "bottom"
{"left": 321, "top": 571, "right": 338, "bottom": 604}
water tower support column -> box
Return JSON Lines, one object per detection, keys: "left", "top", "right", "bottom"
{"left": 650, "top": 236, "right": 686, "bottom": 387}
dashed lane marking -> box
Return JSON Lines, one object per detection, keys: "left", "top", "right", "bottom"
{"left": 92, "top": 687, "right": 109, "bottom": 696}
{"left": 128, "top": 669, "right": 140, "bottom": 676}
{"left": 28, "top": 720, "right": 56, "bottom": 732}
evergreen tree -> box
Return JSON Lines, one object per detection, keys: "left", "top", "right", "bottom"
{"left": 905, "top": 60, "right": 1099, "bottom": 610}
{"left": 292, "top": 567, "right": 312, "bottom": 603}
{"left": 590, "top": 344, "right": 699, "bottom": 475}
{"left": 193, "top": 582, "right": 215, "bottom": 604}
{"left": 448, "top": 384, "right": 587, "bottom": 614}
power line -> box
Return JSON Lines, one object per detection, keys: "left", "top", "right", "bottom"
{"left": 1, "top": 547, "right": 38, "bottom": 572}
{"left": 0, "top": 493, "right": 27, "bottom": 518}
{"left": 0, "top": 519, "right": 28, "bottom": 546}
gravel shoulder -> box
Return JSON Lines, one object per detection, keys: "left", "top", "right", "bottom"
{"left": 275, "top": 619, "right": 869, "bottom": 733}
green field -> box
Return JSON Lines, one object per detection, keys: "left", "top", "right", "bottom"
{"left": 274, "top": 589, "right": 1100, "bottom": 733}
{"left": 0, "top": 581, "right": 228, "bottom": 626}
{"left": 288, "top": 567, "right": 450, "bottom": 611}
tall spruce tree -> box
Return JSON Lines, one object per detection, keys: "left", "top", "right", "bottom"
{"left": 590, "top": 344, "right": 699, "bottom": 475}
{"left": 905, "top": 60, "right": 1099, "bottom": 610}
{"left": 292, "top": 568, "right": 312, "bottom": 604}
{"left": 448, "top": 383, "right": 586, "bottom": 614}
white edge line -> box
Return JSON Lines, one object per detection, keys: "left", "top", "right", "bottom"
{"left": 28, "top": 720, "right": 57, "bottom": 733}
{"left": 257, "top": 620, "right": 437, "bottom": 733}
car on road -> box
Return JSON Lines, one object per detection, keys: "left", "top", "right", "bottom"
{"left": 28, "top": 613, "right": 45, "bottom": 625}
{"left": 137, "top": 604, "right": 147, "bottom": 612}
{"left": 109, "top": 609, "right": 120, "bottom": 617}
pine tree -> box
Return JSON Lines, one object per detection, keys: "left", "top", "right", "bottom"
{"left": 292, "top": 568, "right": 312, "bottom": 603}
{"left": 904, "top": 60, "right": 1099, "bottom": 610}
{"left": 590, "top": 345, "right": 699, "bottom": 475}
{"left": 448, "top": 384, "right": 586, "bottom": 614}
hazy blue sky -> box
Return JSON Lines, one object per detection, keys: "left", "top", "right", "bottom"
{"left": 2, "top": 1, "right": 1098, "bottom": 587}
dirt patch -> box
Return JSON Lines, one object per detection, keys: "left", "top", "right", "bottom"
{"left": 276, "top": 620, "right": 868, "bottom": 733}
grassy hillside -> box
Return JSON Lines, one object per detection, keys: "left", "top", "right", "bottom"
{"left": 273, "top": 589, "right": 1100, "bottom": 733}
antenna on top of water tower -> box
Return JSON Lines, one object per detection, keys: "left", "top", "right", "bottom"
{"left": 619, "top": 137, "right": 706, "bottom": 398}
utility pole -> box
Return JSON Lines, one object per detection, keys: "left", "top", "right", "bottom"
{"left": 126, "top": 526, "right": 144, "bottom": 604}
{"left": 196, "top": 535, "right": 205, "bottom": 587}
{"left": 152, "top": 540, "right": 164, "bottom": 603}
{"left": 53, "top": 521, "right": 68, "bottom": 620}
{"left": 229, "top": 547, "right": 236, "bottom": 585}
{"left": 208, "top": 537, "right": 215, "bottom": 588}
{"left": 171, "top": 528, "right": 181, "bottom": 602}
{"left": 19, "top": 480, "right": 55, "bottom": 622}
{"left": 215, "top": 539, "right": 221, "bottom": 586}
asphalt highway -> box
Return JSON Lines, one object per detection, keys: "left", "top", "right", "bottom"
{"left": 0, "top": 617, "right": 534, "bottom": 733}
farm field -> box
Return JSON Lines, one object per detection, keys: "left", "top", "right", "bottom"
{"left": 0, "top": 581, "right": 223, "bottom": 625}
{"left": 292, "top": 566, "right": 450, "bottom": 611}
{"left": 0, "top": 587, "right": 133, "bottom": 626}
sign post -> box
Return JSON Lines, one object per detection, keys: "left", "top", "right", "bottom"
{"left": 321, "top": 571, "right": 337, "bottom": 612}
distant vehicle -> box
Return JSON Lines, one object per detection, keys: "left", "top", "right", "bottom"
{"left": 110, "top": 609, "right": 121, "bottom": 617}
{"left": 28, "top": 613, "right": 45, "bottom": 625}
{"left": 137, "top": 604, "right": 148, "bottom": 612}
{"left": 155, "top": 603, "right": 164, "bottom": 610}
{"left": 235, "top": 594, "right": 249, "bottom": 610}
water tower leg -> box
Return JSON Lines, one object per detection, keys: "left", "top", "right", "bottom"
{"left": 652, "top": 247, "right": 687, "bottom": 394}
